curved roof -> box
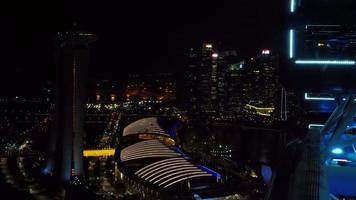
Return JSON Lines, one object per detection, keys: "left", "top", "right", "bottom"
{"left": 120, "top": 140, "right": 180, "bottom": 162}
{"left": 134, "top": 157, "right": 213, "bottom": 188}
{"left": 119, "top": 139, "right": 218, "bottom": 188}
{"left": 123, "top": 117, "right": 168, "bottom": 137}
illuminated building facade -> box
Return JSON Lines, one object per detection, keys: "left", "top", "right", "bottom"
{"left": 46, "top": 30, "right": 96, "bottom": 182}
{"left": 243, "top": 51, "right": 281, "bottom": 124}
{"left": 197, "top": 43, "right": 219, "bottom": 113}
{"left": 184, "top": 43, "right": 240, "bottom": 117}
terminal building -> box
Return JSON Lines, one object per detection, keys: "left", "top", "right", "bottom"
{"left": 115, "top": 117, "right": 242, "bottom": 199}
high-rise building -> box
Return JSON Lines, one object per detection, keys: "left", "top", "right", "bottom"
{"left": 225, "top": 61, "right": 245, "bottom": 117}
{"left": 46, "top": 30, "right": 97, "bottom": 182}
{"left": 184, "top": 43, "right": 240, "bottom": 117}
{"left": 242, "top": 50, "right": 281, "bottom": 124}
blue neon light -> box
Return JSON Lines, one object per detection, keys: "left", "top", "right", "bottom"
{"left": 308, "top": 124, "right": 324, "bottom": 129}
{"left": 197, "top": 165, "right": 222, "bottom": 178}
{"left": 290, "top": 0, "right": 295, "bottom": 12}
{"left": 289, "top": 29, "right": 294, "bottom": 58}
{"left": 331, "top": 148, "right": 343, "bottom": 154}
{"left": 175, "top": 147, "right": 187, "bottom": 157}
{"left": 304, "top": 93, "right": 335, "bottom": 101}
{"left": 295, "top": 60, "right": 355, "bottom": 65}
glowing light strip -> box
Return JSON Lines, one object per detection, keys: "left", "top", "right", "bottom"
{"left": 123, "top": 144, "right": 167, "bottom": 151}
{"left": 121, "top": 148, "right": 173, "bottom": 156}
{"left": 164, "top": 174, "right": 212, "bottom": 188}
{"left": 245, "top": 104, "right": 274, "bottom": 110}
{"left": 135, "top": 157, "right": 186, "bottom": 175}
{"left": 122, "top": 140, "right": 164, "bottom": 150}
{"left": 159, "top": 171, "right": 208, "bottom": 186}
{"left": 153, "top": 169, "right": 203, "bottom": 184}
{"left": 122, "top": 152, "right": 180, "bottom": 159}
{"left": 143, "top": 164, "right": 195, "bottom": 180}
{"left": 290, "top": 0, "right": 295, "bottom": 12}
{"left": 198, "top": 165, "right": 222, "bottom": 178}
{"left": 83, "top": 149, "right": 115, "bottom": 157}
{"left": 150, "top": 167, "right": 199, "bottom": 183}
{"left": 332, "top": 158, "right": 352, "bottom": 163}
{"left": 121, "top": 153, "right": 180, "bottom": 162}
{"left": 304, "top": 93, "right": 335, "bottom": 101}
{"left": 121, "top": 147, "right": 170, "bottom": 153}
{"left": 140, "top": 161, "right": 191, "bottom": 178}
{"left": 295, "top": 60, "right": 355, "bottom": 65}
{"left": 290, "top": 29, "right": 294, "bottom": 58}
{"left": 308, "top": 124, "right": 325, "bottom": 129}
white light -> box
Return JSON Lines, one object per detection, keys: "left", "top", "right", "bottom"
{"left": 212, "top": 53, "right": 219, "bottom": 58}
{"left": 205, "top": 44, "right": 212, "bottom": 48}
{"left": 308, "top": 124, "right": 324, "bottom": 129}
{"left": 153, "top": 169, "right": 203, "bottom": 184}
{"left": 139, "top": 160, "right": 191, "bottom": 178}
{"left": 304, "top": 93, "right": 335, "bottom": 101}
{"left": 289, "top": 29, "right": 294, "bottom": 58}
{"left": 331, "top": 148, "right": 343, "bottom": 154}
{"left": 143, "top": 164, "right": 195, "bottom": 180}
{"left": 262, "top": 49, "right": 271, "bottom": 55}
{"left": 295, "top": 60, "right": 355, "bottom": 65}
{"left": 136, "top": 157, "right": 186, "bottom": 175}
{"left": 151, "top": 167, "right": 200, "bottom": 183}
{"left": 159, "top": 171, "right": 208, "bottom": 186}
{"left": 332, "top": 158, "right": 351, "bottom": 163}
{"left": 290, "top": 0, "right": 295, "bottom": 12}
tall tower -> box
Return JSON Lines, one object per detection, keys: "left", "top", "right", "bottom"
{"left": 47, "top": 30, "right": 97, "bottom": 182}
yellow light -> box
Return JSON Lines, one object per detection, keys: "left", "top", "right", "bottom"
{"left": 110, "top": 94, "right": 116, "bottom": 101}
{"left": 245, "top": 104, "right": 274, "bottom": 111}
{"left": 83, "top": 149, "right": 115, "bottom": 157}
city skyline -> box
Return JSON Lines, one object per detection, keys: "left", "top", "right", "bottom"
{"left": 0, "top": 1, "right": 284, "bottom": 84}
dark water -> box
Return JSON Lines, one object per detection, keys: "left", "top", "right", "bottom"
{"left": 187, "top": 124, "right": 285, "bottom": 168}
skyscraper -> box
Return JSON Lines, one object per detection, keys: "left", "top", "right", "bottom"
{"left": 46, "top": 30, "right": 96, "bottom": 182}
{"left": 243, "top": 50, "right": 280, "bottom": 124}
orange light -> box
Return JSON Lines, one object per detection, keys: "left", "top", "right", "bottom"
{"left": 110, "top": 94, "right": 116, "bottom": 101}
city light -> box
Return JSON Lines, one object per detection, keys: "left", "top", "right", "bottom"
{"left": 212, "top": 53, "right": 219, "bottom": 58}
{"left": 289, "top": 29, "right": 294, "bottom": 58}
{"left": 331, "top": 148, "right": 343, "bottom": 155}
{"left": 304, "top": 93, "right": 335, "bottom": 101}
{"left": 205, "top": 44, "right": 213, "bottom": 48}
{"left": 262, "top": 49, "right": 271, "bottom": 55}
{"left": 295, "top": 60, "right": 355, "bottom": 65}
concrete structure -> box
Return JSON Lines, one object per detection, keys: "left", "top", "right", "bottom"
{"left": 45, "top": 30, "right": 96, "bottom": 182}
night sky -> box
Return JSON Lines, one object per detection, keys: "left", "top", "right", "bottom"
{"left": 0, "top": 1, "right": 284, "bottom": 90}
